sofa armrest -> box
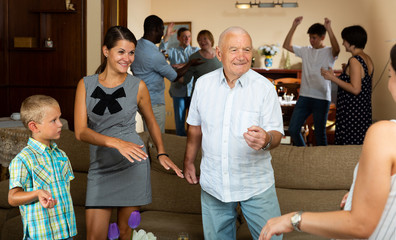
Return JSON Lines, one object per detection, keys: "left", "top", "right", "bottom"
{"left": 0, "top": 180, "right": 12, "bottom": 209}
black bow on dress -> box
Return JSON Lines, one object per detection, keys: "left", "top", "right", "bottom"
{"left": 90, "top": 86, "right": 126, "bottom": 115}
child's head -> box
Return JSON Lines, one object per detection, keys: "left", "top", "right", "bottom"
{"left": 21, "top": 95, "right": 59, "bottom": 127}
{"left": 307, "top": 23, "right": 326, "bottom": 48}
{"left": 341, "top": 25, "right": 367, "bottom": 49}
{"left": 21, "top": 95, "right": 63, "bottom": 144}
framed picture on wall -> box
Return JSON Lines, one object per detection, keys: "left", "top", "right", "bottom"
{"left": 163, "top": 22, "right": 192, "bottom": 49}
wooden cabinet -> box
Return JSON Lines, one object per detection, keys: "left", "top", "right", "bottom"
{"left": 252, "top": 68, "right": 302, "bottom": 80}
{"left": 252, "top": 68, "right": 342, "bottom": 80}
{"left": 30, "top": 9, "right": 77, "bottom": 49}
{"left": 0, "top": 0, "right": 86, "bottom": 130}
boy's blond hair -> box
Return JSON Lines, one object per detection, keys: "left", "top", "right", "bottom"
{"left": 20, "top": 95, "right": 59, "bottom": 128}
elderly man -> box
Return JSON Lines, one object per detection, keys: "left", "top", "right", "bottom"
{"left": 183, "top": 27, "right": 284, "bottom": 240}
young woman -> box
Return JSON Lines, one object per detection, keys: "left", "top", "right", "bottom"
{"left": 260, "top": 44, "right": 396, "bottom": 240}
{"left": 74, "top": 26, "right": 183, "bottom": 240}
{"left": 321, "top": 25, "right": 373, "bottom": 145}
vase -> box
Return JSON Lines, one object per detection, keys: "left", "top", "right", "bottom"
{"left": 285, "top": 51, "right": 291, "bottom": 69}
{"left": 265, "top": 56, "right": 273, "bottom": 68}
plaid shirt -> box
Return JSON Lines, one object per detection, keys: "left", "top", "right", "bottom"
{"left": 9, "top": 138, "right": 77, "bottom": 240}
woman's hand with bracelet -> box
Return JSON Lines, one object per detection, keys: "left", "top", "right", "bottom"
{"left": 114, "top": 138, "right": 148, "bottom": 163}
{"left": 157, "top": 153, "right": 184, "bottom": 178}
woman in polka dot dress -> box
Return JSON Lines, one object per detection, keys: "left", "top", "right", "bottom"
{"left": 321, "top": 25, "right": 373, "bottom": 145}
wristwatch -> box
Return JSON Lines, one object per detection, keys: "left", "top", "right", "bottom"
{"left": 262, "top": 132, "right": 273, "bottom": 151}
{"left": 291, "top": 211, "right": 303, "bottom": 232}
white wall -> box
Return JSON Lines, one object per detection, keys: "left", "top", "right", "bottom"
{"left": 87, "top": 0, "right": 396, "bottom": 123}
{"left": 86, "top": 0, "right": 101, "bottom": 75}
{"left": 368, "top": 0, "right": 396, "bottom": 121}
{"left": 150, "top": 0, "right": 396, "bottom": 121}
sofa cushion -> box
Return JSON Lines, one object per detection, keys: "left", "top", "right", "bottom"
{"left": 55, "top": 130, "right": 90, "bottom": 173}
{"left": 276, "top": 188, "right": 347, "bottom": 214}
{"left": 0, "top": 215, "right": 23, "bottom": 240}
{"left": 147, "top": 133, "right": 202, "bottom": 175}
{"left": 0, "top": 180, "right": 11, "bottom": 209}
{"left": 271, "top": 145, "right": 361, "bottom": 190}
{"left": 70, "top": 172, "right": 88, "bottom": 207}
{"left": 142, "top": 168, "right": 202, "bottom": 214}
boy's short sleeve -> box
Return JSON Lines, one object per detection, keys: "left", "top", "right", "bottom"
{"left": 9, "top": 157, "right": 30, "bottom": 190}
{"left": 293, "top": 45, "right": 302, "bottom": 58}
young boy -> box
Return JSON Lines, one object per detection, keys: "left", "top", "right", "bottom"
{"left": 8, "top": 95, "right": 77, "bottom": 240}
{"left": 283, "top": 16, "right": 340, "bottom": 146}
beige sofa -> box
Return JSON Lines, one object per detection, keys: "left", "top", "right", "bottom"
{"left": 0, "top": 128, "right": 361, "bottom": 240}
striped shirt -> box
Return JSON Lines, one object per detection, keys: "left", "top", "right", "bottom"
{"left": 345, "top": 163, "right": 396, "bottom": 239}
{"left": 9, "top": 137, "right": 77, "bottom": 240}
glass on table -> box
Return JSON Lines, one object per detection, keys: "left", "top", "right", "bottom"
{"left": 277, "top": 86, "right": 287, "bottom": 97}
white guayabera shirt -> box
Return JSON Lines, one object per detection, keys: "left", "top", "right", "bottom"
{"left": 187, "top": 68, "right": 284, "bottom": 202}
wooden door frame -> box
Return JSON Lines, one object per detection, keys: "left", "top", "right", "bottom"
{"left": 101, "top": 0, "right": 127, "bottom": 49}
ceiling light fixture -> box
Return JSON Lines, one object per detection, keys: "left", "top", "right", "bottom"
{"left": 235, "top": 0, "right": 298, "bottom": 9}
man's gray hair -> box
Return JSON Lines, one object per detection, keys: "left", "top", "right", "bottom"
{"left": 218, "top": 26, "right": 251, "bottom": 48}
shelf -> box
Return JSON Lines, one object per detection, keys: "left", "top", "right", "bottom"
{"left": 30, "top": 9, "right": 77, "bottom": 14}
{"left": 10, "top": 47, "right": 56, "bottom": 52}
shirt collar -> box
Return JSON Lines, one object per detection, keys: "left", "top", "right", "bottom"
{"left": 218, "top": 68, "right": 249, "bottom": 88}
{"left": 177, "top": 45, "right": 192, "bottom": 52}
{"left": 28, "top": 137, "right": 58, "bottom": 154}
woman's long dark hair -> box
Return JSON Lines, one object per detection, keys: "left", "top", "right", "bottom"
{"left": 391, "top": 44, "right": 396, "bottom": 72}
{"left": 95, "top": 26, "right": 137, "bottom": 74}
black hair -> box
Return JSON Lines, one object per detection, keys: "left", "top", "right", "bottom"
{"left": 177, "top": 27, "right": 189, "bottom": 37}
{"left": 95, "top": 26, "right": 137, "bottom": 74}
{"left": 307, "top": 23, "right": 326, "bottom": 37}
{"left": 143, "top": 15, "right": 163, "bottom": 34}
{"left": 391, "top": 44, "right": 396, "bottom": 72}
{"left": 341, "top": 25, "right": 367, "bottom": 49}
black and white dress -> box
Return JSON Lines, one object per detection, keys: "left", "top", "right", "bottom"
{"left": 84, "top": 74, "right": 151, "bottom": 207}
{"left": 335, "top": 55, "right": 372, "bottom": 145}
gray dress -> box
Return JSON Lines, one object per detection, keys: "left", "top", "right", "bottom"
{"left": 84, "top": 74, "right": 151, "bottom": 207}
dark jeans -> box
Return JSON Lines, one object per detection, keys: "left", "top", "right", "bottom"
{"left": 289, "top": 96, "right": 330, "bottom": 146}
{"left": 173, "top": 96, "right": 191, "bottom": 136}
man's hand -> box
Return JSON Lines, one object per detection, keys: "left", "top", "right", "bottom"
{"left": 163, "top": 22, "right": 176, "bottom": 43}
{"left": 184, "top": 162, "right": 198, "bottom": 184}
{"left": 172, "top": 63, "right": 186, "bottom": 69}
{"left": 38, "top": 190, "right": 57, "bottom": 208}
{"left": 293, "top": 16, "right": 303, "bottom": 27}
{"left": 243, "top": 125, "right": 270, "bottom": 151}
{"left": 324, "top": 17, "right": 331, "bottom": 30}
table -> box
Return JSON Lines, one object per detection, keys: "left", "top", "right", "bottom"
{"left": 279, "top": 100, "right": 296, "bottom": 144}
{"left": 279, "top": 99, "right": 296, "bottom": 126}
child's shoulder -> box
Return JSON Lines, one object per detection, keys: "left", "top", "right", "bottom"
{"left": 11, "top": 144, "right": 37, "bottom": 163}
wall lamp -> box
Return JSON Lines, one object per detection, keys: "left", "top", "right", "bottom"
{"left": 235, "top": 0, "right": 298, "bottom": 9}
